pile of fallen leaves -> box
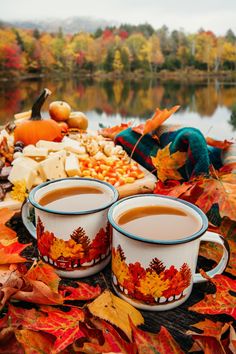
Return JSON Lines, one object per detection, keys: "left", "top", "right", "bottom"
{"left": 0, "top": 210, "right": 236, "bottom": 353}
{"left": 0, "top": 208, "right": 186, "bottom": 353}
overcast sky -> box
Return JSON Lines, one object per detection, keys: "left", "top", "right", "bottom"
{"left": 1, "top": 0, "right": 236, "bottom": 34}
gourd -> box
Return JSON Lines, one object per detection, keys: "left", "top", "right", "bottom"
{"left": 14, "top": 88, "right": 63, "bottom": 146}
{"left": 67, "top": 111, "right": 88, "bottom": 130}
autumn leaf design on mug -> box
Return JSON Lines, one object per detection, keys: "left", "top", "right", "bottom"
{"left": 112, "top": 245, "right": 192, "bottom": 305}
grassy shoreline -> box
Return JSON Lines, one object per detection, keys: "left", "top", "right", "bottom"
{"left": 1, "top": 69, "right": 236, "bottom": 83}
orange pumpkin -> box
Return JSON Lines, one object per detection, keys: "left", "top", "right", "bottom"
{"left": 57, "top": 121, "right": 69, "bottom": 134}
{"left": 14, "top": 88, "right": 63, "bottom": 146}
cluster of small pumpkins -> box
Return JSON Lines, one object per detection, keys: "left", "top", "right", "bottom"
{"left": 14, "top": 88, "right": 88, "bottom": 146}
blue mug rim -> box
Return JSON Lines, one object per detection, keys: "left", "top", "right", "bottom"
{"left": 108, "top": 194, "right": 209, "bottom": 245}
{"left": 28, "top": 177, "right": 119, "bottom": 215}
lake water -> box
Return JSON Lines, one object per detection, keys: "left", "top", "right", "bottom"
{"left": 0, "top": 78, "right": 236, "bottom": 140}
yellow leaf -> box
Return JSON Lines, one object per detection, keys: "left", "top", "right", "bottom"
{"left": 151, "top": 144, "right": 187, "bottom": 182}
{"left": 87, "top": 290, "right": 144, "bottom": 339}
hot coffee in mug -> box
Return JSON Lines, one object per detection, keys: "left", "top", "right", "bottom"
{"left": 117, "top": 205, "right": 201, "bottom": 241}
{"left": 108, "top": 194, "right": 229, "bottom": 311}
{"left": 22, "top": 178, "right": 118, "bottom": 278}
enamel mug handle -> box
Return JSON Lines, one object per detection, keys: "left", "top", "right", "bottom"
{"left": 193, "top": 231, "right": 229, "bottom": 283}
{"left": 21, "top": 200, "right": 36, "bottom": 239}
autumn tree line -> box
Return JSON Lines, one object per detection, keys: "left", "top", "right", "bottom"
{"left": 1, "top": 23, "right": 236, "bottom": 77}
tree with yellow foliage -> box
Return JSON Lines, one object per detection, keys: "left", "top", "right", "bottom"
{"left": 138, "top": 271, "right": 170, "bottom": 299}
{"left": 195, "top": 31, "right": 216, "bottom": 72}
{"left": 113, "top": 50, "right": 124, "bottom": 73}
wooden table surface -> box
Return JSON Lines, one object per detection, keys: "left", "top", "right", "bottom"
{"left": 11, "top": 213, "right": 234, "bottom": 354}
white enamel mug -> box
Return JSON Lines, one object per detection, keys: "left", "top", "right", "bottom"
{"left": 108, "top": 194, "right": 229, "bottom": 311}
{"left": 22, "top": 178, "right": 118, "bottom": 278}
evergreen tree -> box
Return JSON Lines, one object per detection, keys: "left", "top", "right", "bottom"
{"left": 70, "top": 227, "right": 90, "bottom": 251}
{"left": 225, "top": 29, "right": 236, "bottom": 43}
{"left": 148, "top": 258, "right": 165, "bottom": 274}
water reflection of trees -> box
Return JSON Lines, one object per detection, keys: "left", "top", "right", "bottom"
{"left": 0, "top": 79, "right": 236, "bottom": 125}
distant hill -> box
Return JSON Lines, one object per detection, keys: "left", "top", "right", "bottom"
{"left": 0, "top": 17, "right": 118, "bottom": 34}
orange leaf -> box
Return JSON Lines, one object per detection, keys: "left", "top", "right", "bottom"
{"left": 0, "top": 261, "right": 64, "bottom": 307}
{"left": 59, "top": 281, "right": 101, "bottom": 301}
{"left": 206, "top": 137, "right": 233, "bottom": 150}
{"left": 15, "top": 329, "right": 54, "bottom": 354}
{"left": 0, "top": 208, "right": 15, "bottom": 225}
{"left": 187, "top": 319, "right": 232, "bottom": 354}
{"left": 226, "top": 239, "right": 236, "bottom": 276}
{"left": 132, "top": 123, "right": 145, "bottom": 135}
{"left": 9, "top": 304, "right": 85, "bottom": 353}
{"left": 187, "top": 319, "right": 230, "bottom": 339}
{"left": 100, "top": 122, "right": 132, "bottom": 140}
{"left": 130, "top": 319, "right": 184, "bottom": 354}
{"left": 0, "top": 223, "right": 17, "bottom": 241}
{"left": 154, "top": 180, "right": 193, "bottom": 197}
{"left": 144, "top": 106, "right": 180, "bottom": 135}
{"left": 13, "top": 279, "right": 64, "bottom": 306}
{"left": 13, "top": 262, "right": 64, "bottom": 305}
{"left": 133, "top": 105, "right": 180, "bottom": 136}
{"left": 199, "top": 241, "right": 222, "bottom": 264}
{"left": 0, "top": 241, "right": 29, "bottom": 264}
{"left": 81, "top": 318, "right": 137, "bottom": 354}
{"left": 189, "top": 336, "right": 227, "bottom": 354}
{"left": 200, "top": 219, "right": 236, "bottom": 277}
{"left": 229, "top": 325, "right": 236, "bottom": 354}
{"left": 25, "top": 260, "right": 60, "bottom": 293}
{"left": 189, "top": 274, "right": 236, "bottom": 319}
{"left": 151, "top": 144, "right": 187, "bottom": 182}
{"left": 195, "top": 174, "right": 236, "bottom": 220}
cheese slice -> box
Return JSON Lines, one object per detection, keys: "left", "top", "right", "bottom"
{"left": 8, "top": 164, "right": 38, "bottom": 190}
{"left": 32, "top": 175, "right": 44, "bottom": 186}
{"left": 48, "top": 150, "right": 67, "bottom": 159}
{"left": 23, "top": 145, "right": 48, "bottom": 158}
{"left": 65, "top": 154, "right": 80, "bottom": 177}
{"left": 12, "top": 156, "right": 39, "bottom": 171}
{"left": 36, "top": 140, "right": 65, "bottom": 151}
{"left": 38, "top": 155, "right": 66, "bottom": 180}
{"left": 62, "top": 136, "right": 86, "bottom": 155}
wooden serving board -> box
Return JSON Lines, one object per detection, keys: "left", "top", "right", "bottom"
{"left": 117, "top": 164, "right": 157, "bottom": 198}
{"left": 0, "top": 164, "right": 157, "bottom": 211}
